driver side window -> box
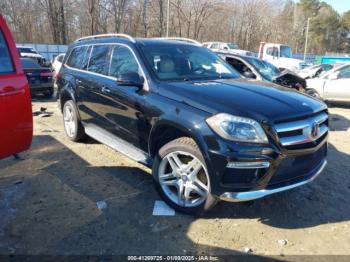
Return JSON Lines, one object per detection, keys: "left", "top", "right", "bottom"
{"left": 109, "top": 45, "right": 140, "bottom": 78}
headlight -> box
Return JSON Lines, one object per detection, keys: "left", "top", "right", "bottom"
{"left": 206, "top": 113, "right": 268, "bottom": 143}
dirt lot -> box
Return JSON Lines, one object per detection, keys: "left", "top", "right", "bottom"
{"left": 1, "top": 97, "right": 350, "bottom": 257}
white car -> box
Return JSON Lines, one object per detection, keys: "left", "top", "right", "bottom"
{"left": 203, "top": 42, "right": 253, "bottom": 56}
{"left": 297, "top": 64, "right": 335, "bottom": 79}
{"left": 17, "top": 45, "right": 45, "bottom": 65}
{"left": 51, "top": 53, "right": 65, "bottom": 76}
{"left": 306, "top": 63, "right": 350, "bottom": 103}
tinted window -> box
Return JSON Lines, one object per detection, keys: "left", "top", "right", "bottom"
{"left": 20, "top": 58, "right": 41, "bottom": 69}
{"left": 66, "top": 46, "right": 89, "bottom": 69}
{"left": 88, "top": 45, "right": 111, "bottom": 75}
{"left": 211, "top": 43, "right": 219, "bottom": 49}
{"left": 57, "top": 54, "right": 64, "bottom": 62}
{"left": 109, "top": 46, "right": 140, "bottom": 78}
{"left": 0, "top": 29, "right": 14, "bottom": 74}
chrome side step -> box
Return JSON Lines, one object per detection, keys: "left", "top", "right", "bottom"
{"left": 84, "top": 123, "right": 152, "bottom": 167}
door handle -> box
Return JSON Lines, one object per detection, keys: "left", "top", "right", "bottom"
{"left": 101, "top": 86, "right": 111, "bottom": 93}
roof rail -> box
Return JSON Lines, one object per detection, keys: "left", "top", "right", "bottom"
{"left": 154, "top": 37, "right": 202, "bottom": 46}
{"left": 75, "top": 34, "right": 136, "bottom": 43}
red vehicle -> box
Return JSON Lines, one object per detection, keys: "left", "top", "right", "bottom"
{"left": 0, "top": 15, "right": 32, "bottom": 159}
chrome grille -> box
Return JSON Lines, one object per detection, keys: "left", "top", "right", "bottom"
{"left": 274, "top": 112, "right": 328, "bottom": 148}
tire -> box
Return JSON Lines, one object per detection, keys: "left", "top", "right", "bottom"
{"left": 63, "top": 100, "right": 86, "bottom": 142}
{"left": 44, "top": 87, "right": 54, "bottom": 98}
{"left": 152, "top": 137, "right": 218, "bottom": 215}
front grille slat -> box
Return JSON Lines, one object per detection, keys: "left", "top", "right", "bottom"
{"left": 274, "top": 111, "right": 328, "bottom": 149}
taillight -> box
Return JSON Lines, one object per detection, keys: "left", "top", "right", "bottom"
{"left": 40, "top": 72, "right": 53, "bottom": 77}
{"left": 55, "top": 71, "right": 60, "bottom": 82}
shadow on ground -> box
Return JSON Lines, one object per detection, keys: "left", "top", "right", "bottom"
{"left": 0, "top": 133, "right": 349, "bottom": 256}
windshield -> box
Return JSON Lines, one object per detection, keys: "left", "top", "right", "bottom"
{"left": 227, "top": 43, "right": 239, "bottom": 49}
{"left": 280, "top": 46, "right": 292, "bottom": 58}
{"left": 246, "top": 57, "right": 281, "bottom": 81}
{"left": 18, "top": 47, "right": 38, "bottom": 54}
{"left": 140, "top": 44, "right": 240, "bottom": 81}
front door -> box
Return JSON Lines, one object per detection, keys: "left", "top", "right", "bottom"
{"left": 101, "top": 45, "right": 150, "bottom": 151}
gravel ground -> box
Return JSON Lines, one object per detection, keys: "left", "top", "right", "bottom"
{"left": 0, "top": 97, "right": 350, "bottom": 258}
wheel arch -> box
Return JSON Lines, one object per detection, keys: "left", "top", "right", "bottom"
{"left": 148, "top": 119, "right": 208, "bottom": 160}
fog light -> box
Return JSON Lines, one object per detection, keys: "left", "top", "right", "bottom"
{"left": 226, "top": 161, "right": 270, "bottom": 169}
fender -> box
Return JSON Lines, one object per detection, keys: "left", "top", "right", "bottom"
{"left": 148, "top": 116, "right": 212, "bottom": 165}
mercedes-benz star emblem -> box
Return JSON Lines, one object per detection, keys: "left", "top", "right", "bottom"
{"left": 310, "top": 122, "right": 320, "bottom": 139}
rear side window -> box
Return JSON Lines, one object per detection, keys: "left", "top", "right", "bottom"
{"left": 88, "top": 45, "right": 111, "bottom": 75}
{"left": 109, "top": 46, "right": 140, "bottom": 78}
{"left": 57, "top": 54, "right": 64, "bottom": 63}
{"left": 0, "top": 29, "right": 14, "bottom": 74}
{"left": 66, "top": 46, "right": 89, "bottom": 69}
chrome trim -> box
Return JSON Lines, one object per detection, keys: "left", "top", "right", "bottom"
{"left": 153, "top": 37, "right": 202, "bottom": 46}
{"left": 274, "top": 112, "right": 328, "bottom": 147}
{"left": 226, "top": 161, "right": 270, "bottom": 169}
{"left": 220, "top": 159, "right": 327, "bottom": 202}
{"left": 75, "top": 34, "right": 136, "bottom": 43}
{"left": 64, "top": 43, "right": 150, "bottom": 91}
{"left": 274, "top": 112, "right": 328, "bottom": 133}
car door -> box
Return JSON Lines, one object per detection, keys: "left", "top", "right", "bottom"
{"left": 324, "top": 65, "right": 350, "bottom": 101}
{"left": 0, "top": 15, "right": 32, "bottom": 159}
{"left": 101, "top": 45, "right": 150, "bottom": 151}
{"left": 78, "top": 44, "right": 115, "bottom": 130}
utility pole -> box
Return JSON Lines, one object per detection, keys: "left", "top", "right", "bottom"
{"left": 166, "top": 0, "right": 170, "bottom": 37}
{"left": 304, "top": 17, "right": 311, "bottom": 62}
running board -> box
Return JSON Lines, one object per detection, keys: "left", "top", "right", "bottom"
{"left": 84, "top": 124, "right": 152, "bottom": 167}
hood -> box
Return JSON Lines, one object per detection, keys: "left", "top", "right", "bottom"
{"left": 274, "top": 70, "right": 306, "bottom": 88}
{"left": 158, "top": 79, "right": 326, "bottom": 124}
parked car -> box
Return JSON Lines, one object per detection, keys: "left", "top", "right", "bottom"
{"left": 218, "top": 53, "right": 306, "bottom": 91}
{"left": 58, "top": 34, "right": 328, "bottom": 214}
{"left": 306, "top": 63, "right": 350, "bottom": 103}
{"left": 17, "top": 45, "right": 46, "bottom": 66}
{"left": 51, "top": 53, "right": 65, "bottom": 75}
{"left": 21, "top": 58, "right": 54, "bottom": 97}
{"left": 0, "top": 15, "right": 32, "bottom": 159}
{"left": 296, "top": 64, "right": 335, "bottom": 79}
{"left": 203, "top": 41, "right": 254, "bottom": 56}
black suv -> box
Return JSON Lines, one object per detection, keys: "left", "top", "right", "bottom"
{"left": 57, "top": 34, "right": 328, "bottom": 214}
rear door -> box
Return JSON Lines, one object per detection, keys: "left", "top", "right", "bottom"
{"left": 0, "top": 15, "right": 32, "bottom": 159}
{"left": 324, "top": 65, "right": 350, "bottom": 101}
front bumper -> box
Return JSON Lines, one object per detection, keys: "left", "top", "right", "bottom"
{"left": 219, "top": 159, "right": 327, "bottom": 202}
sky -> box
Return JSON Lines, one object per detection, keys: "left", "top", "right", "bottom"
{"left": 321, "top": 0, "right": 349, "bottom": 14}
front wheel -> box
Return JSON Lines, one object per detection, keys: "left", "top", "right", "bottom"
{"left": 152, "top": 137, "right": 218, "bottom": 215}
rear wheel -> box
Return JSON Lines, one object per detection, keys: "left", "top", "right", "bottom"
{"left": 152, "top": 137, "right": 218, "bottom": 215}
{"left": 63, "top": 100, "right": 86, "bottom": 142}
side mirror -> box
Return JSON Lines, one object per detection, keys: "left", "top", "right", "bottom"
{"left": 223, "top": 46, "right": 229, "bottom": 51}
{"left": 117, "top": 72, "right": 144, "bottom": 88}
{"left": 328, "top": 72, "right": 339, "bottom": 80}
{"left": 243, "top": 71, "right": 256, "bottom": 79}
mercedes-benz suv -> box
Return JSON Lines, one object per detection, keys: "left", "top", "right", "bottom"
{"left": 57, "top": 34, "right": 328, "bottom": 214}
